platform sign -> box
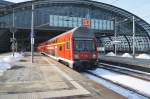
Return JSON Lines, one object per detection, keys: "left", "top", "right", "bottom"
{"left": 10, "top": 38, "right": 16, "bottom": 42}
{"left": 11, "top": 43, "right": 15, "bottom": 50}
{"left": 10, "top": 38, "right": 13, "bottom": 42}
{"left": 30, "top": 32, "right": 34, "bottom": 38}
{"left": 82, "top": 18, "right": 91, "bottom": 27}
{"left": 31, "top": 38, "right": 34, "bottom": 44}
{"left": 30, "top": 32, "right": 35, "bottom": 44}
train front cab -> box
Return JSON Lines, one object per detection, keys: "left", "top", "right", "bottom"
{"left": 72, "top": 27, "right": 98, "bottom": 70}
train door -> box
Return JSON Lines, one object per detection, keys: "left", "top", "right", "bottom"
{"left": 58, "top": 38, "right": 65, "bottom": 58}
{"left": 54, "top": 45, "right": 58, "bottom": 57}
{"left": 62, "top": 35, "right": 66, "bottom": 58}
{"left": 65, "top": 34, "right": 71, "bottom": 60}
{"left": 63, "top": 44, "right": 65, "bottom": 58}
{"left": 58, "top": 44, "right": 65, "bottom": 58}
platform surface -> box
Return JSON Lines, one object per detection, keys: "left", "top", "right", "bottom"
{"left": 0, "top": 53, "right": 125, "bottom": 99}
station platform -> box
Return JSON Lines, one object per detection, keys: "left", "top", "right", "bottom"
{"left": 0, "top": 53, "right": 125, "bottom": 99}
{"left": 99, "top": 55, "right": 150, "bottom": 72}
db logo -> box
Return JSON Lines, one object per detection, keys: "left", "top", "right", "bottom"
{"left": 84, "top": 54, "right": 88, "bottom": 57}
{"left": 82, "top": 19, "right": 91, "bottom": 27}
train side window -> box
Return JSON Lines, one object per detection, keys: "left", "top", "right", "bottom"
{"left": 59, "top": 46, "right": 62, "bottom": 51}
{"left": 66, "top": 42, "right": 70, "bottom": 49}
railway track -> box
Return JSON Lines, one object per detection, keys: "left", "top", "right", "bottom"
{"left": 98, "top": 63, "right": 150, "bottom": 81}
{"left": 99, "top": 60, "right": 150, "bottom": 73}
{"left": 85, "top": 69, "right": 150, "bottom": 99}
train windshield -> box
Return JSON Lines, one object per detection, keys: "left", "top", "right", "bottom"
{"left": 74, "top": 39, "right": 95, "bottom": 51}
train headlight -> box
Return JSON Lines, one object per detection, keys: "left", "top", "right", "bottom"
{"left": 74, "top": 54, "right": 78, "bottom": 59}
{"left": 93, "top": 54, "right": 96, "bottom": 59}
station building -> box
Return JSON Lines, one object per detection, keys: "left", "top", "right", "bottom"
{"left": 0, "top": 0, "right": 13, "bottom": 7}
{"left": 0, "top": 0, "right": 150, "bottom": 53}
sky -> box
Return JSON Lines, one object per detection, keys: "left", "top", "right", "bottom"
{"left": 5, "top": 0, "right": 150, "bottom": 24}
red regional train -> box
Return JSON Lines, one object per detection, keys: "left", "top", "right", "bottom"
{"left": 37, "top": 27, "right": 98, "bottom": 70}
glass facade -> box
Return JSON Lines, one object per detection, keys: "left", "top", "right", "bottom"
{"left": 100, "top": 37, "right": 114, "bottom": 51}
{"left": 100, "top": 36, "right": 150, "bottom": 52}
{"left": 111, "top": 36, "right": 130, "bottom": 51}
{"left": 49, "top": 15, "right": 114, "bottom": 30}
{"left": 0, "top": 1, "right": 149, "bottom": 53}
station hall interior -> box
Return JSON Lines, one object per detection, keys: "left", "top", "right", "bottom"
{"left": 0, "top": 0, "right": 150, "bottom": 54}
{"left": 0, "top": 0, "right": 150, "bottom": 99}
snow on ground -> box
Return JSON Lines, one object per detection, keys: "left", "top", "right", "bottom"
{"left": 121, "top": 53, "right": 133, "bottom": 58}
{"left": 105, "top": 52, "right": 150, "bottom": 60}
{"left": 136, "top": 54, "right": 150, "bottom": 59}
{"left": 3, "top": 56, "right": 16, "bottom": 66}
{"left": 0, "top": 53, "right": 24, "bottom": 76}
{"left": 89, "top": 68, "right": 150, "bottom": 97}
{"left": 84, "top": 73, "right": 148, "bottom": 99}
{"left": 106, "top": 52, "right": 116, "bottom": 56}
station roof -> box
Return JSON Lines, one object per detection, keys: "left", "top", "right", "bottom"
{"left": 0, "top": 0, "right": 150, "bottom": 38}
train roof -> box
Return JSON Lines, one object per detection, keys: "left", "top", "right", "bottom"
{"left": 72, "top": 27, "right": 94, "bottom": 38}
{"left": 48, "top": 27, "right": 94, "bottom": 42}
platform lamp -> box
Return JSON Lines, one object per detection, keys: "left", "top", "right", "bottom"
{"left": 10, "top": 8, "right": 17, "bottom": 57}
{"left": 31, "top": 2, "right": 35, "bottom": 63}
{"left": 113, "top": 17, "right": 128, "bottom": 55}
{"left": 114, "top": 17, "right": 117, "bottom": 55}
{"left": 132, "top": 16, "right": 135, "bottom": 59}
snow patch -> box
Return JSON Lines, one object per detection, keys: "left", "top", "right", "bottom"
{"left": 0, "top": 62, "right": 11, "bottom": 70}
{"left": 106, "top": 52, "right": 116, "bottom": 56}
{"left": 121, "top": 53, "right": 133, "bottom": 58}
{"left": 90, "top": 68, "right": 150, "bottom": 97}
{"left": 85, "top": 73, "right": 148, "bottom": 99}
{"left": 0, "top": 53, "right": 24, "bottom": 76}
{"left": 12, "top": 53, "right": 24, "bottom": 61}
{"left": 136, "top": 54, "right": 150, "bottom": 59}
{"left": 2, "top": 56, "right": 16, "bottom": 66}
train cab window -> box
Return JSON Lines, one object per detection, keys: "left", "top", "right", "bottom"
{"left": 66, "top": 41, "right": 70, "bottom": 49}
{"left": 74, "top": 40, "right": 95, "bottom": 51}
